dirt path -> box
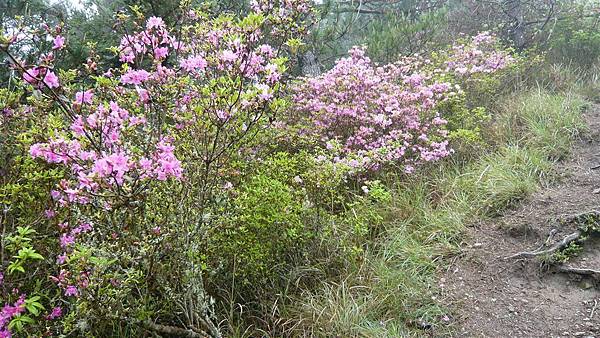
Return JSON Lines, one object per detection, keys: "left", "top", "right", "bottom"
{"left": 441, "top": 104, "right": 600, "bottom": 337}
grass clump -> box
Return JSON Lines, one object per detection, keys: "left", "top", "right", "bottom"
{"left": 498, "top": 90, "right": 587, "bottom": 159}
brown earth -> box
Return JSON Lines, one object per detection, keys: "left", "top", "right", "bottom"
{"left": 440, "top": 104, "right": 600, "bottom": 337}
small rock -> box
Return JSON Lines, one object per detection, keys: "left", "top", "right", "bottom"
{"left": 593, "top": 188, "right": 600, "bottom": 194}
{"left": 574, "top": 332, "right": 587, "bottom": 337}
{"left": 416, "top": 319, "right": 432, "bottom": 330}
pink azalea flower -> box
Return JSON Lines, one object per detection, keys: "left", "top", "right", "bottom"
{"left": 52, "top": 35, "right": 65, "bottom": 50}
{"left": 43, "top": 71, "right": 60, "bottom": 88}
{"left": 146, "top": 16, "right": 165, "bottom": 30}
{"left": 93, "top": 157, "right": 112, "bottom": 178}
{"left": 221, "top": 50, "right": 238, "bottom": 63}
{"left": 129, "top": 115, "right": 147, "bottom": 126}
{"left": 77, "top": 172, "right": 96, "bottom": 191}
{"left": 154, "top": 47, "right": 169, "bottom": 59}
{"left": 44, "top": 209, "right": 56, "bottom": 219}
{"left": 259, "top": 44, "right": 274, "bottom": 56}
{"left": 47, "top": 306, "right": 63, "bottom": 320}
{"left": 70, "top": 116, "right": 85, "bottom": 136}
{"left": 108, "top": 153, "right": 130, "bottom": 173}
{"left": 56, "top": 253, "right": 67, "bottom": 264}
{"left": 139, "top": 158, "right": 153, "bottom": 171}
{"left": 29, "top": 143, "right": 45, "bottom": 158}
{"left": 77, "top": 223, "right": 92, "bottom": 233}
{"left": 180, "top": 55, "right": 207, "bottom": 72}
{"left": 64, "top": 285, "right": 78, "bottom": 297}
{"left": 216, "top": 110, "right": 230, "bottom": 120}
{"left": 23, "top": 67, "right": 39, "bottom": 84}
{"left": 59, "top": 233, "right": 75, "bottom": 248}
{"left": 75, "top": 90, "right": 94, "bottom": 105}
{"left": 120, "top": 69, "right": 150, "bottom": 85}
{"left": 50, "top": 190, "right": 61, "bottom": 200}
{"left": 136, "top": 87, "right": 150, "bottom": 103}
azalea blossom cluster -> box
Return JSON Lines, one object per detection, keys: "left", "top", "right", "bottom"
{"left": 251, "top": 0, "right": 311, "bottom": 14}
{"left": 250, "top": 0, "right": 312, "bottom": 38}
{"left": 29, "top": 97, "right": 182, "bottom": 207}
{"left": 118, "top": 16, "right": 172, "bottom": 64}
{"left": 22, "top": 66, "right": 60, "bottom": 88}
{"left": 114, "top": 10, "right": 291, "bottom": 142}
{"left": 293, "top": 46, "right": 453, "bottom": 173}
{"left": 446, "top": 32, "right": 514, "bottom": 75}
{"left": 0, "top": 295, "right": 25, "bottom": 338}
{"left": 291, "top": 33, "right": 515, "bottom": 174}
{"left": 5, "top": 21, "right": 65, "bottom": 91}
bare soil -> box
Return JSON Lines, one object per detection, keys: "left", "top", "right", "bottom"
{"left": 440, "top": 105, "right": 600, "bottom": 337}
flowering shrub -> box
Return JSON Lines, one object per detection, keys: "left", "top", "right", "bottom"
{"left": 446, "top": 32, "right": 514, "bottom": 76}
{"left": 292, "top": 46, "right": 453, "bottom": 174}
{"left": 0, "top": 0, "right": 311, "bottom": 336}
{"left": 439, "top": 32, "right": 521, "bottom": 148}
{"left": 290, "top": 33, "right": 516, "bottom": 174}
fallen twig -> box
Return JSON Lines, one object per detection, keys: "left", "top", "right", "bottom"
{"left": 591, "top": 299, "right": 598, "bottom": 320}
{"left": 505, "top": 230, "right": 582, "bottom": 259}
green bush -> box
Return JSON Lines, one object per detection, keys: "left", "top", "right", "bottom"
{"left": 209, "top": 172, "right": 306, "bottom": 288}
{"left": 548, "top": 19, "right": 600, "bottom": 71}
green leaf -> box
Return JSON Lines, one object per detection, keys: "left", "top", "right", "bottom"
{"left": 26, "top": 295, "right": 41, "bottom": 302}
{"left": 25, "top": 304, "right": 39, "bottom": 316}
{"left": 28, "top": 252, "right": 44, "bottom": 260}
{"left": 19, "top": 315, "right": 35, "bottom": 324}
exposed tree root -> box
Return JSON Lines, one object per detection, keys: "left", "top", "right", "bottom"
{"left": 124, "top": 317, "right": 210, "bottom": 338}
{"left": 505, "top": 210, "right": 600, "bottom": 260}
{"left": 502, "top": 210, "right": 600, "bottom": 287}
{"left": 140, "top": 320, "right": 209, "bottom": 338}
{"left": 505, "top": 230, "right": 583, "bottom": 259}
{"left": 557, "top": 265, "right": 600, "bottom": 278}
{"left": 561, "top": 210, "right": 600, "bottom": 225}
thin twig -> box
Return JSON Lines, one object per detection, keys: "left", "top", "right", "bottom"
{"left": 591, "top": 299, "right": 598, "bottom": 320}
